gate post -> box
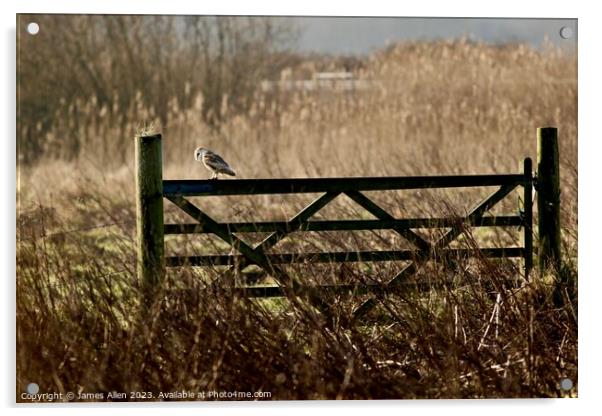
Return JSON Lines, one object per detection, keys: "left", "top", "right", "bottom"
{"left": 135, "top": 134, "right": 165, "bottom": 303}
{"left": 537, "top": 127, "right": 561, "bottom": 273}
{"left": 523, "top": 157, "right": 533, "bottom": 280}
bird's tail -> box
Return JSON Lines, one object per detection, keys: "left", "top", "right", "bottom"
{"left": 224, "top": 167, "right": 236, "bottom": 176}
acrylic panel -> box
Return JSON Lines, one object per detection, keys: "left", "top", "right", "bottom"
{"left": 16, "top": 15, "right": 577, "bottom": 402}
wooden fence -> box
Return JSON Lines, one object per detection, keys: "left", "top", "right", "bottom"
{"left": 135, "top": 128, "right": 560, "bottom": 315}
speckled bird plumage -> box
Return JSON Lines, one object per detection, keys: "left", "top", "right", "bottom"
{"left": 194, "top": 147, "right": 236, "bottom": 179}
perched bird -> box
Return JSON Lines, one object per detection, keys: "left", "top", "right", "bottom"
{"left": 194, "top": 147, "right": 236, "bottom": 180}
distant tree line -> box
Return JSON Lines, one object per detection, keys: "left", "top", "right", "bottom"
{"left": 17, "top": 15, "right": 297, "bottom": 163}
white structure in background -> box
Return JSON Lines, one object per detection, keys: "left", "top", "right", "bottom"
{"left": 314, "top": 71, "right": 354, "bottom": 80}
{"left": 261, "top": 72, "right": 373, "bottom": 92}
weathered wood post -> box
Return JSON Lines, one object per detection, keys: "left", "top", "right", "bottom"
{"left": 537, "top": 127, "right": 561, "bottom": 273}
{"left": 523, "top": 157, "right": 533, "bottom": 280}
{"left": 135, "top": 134, "right": 164, "bottom": 303}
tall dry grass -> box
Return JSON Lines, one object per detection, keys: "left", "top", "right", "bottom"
{"left": 17, "top": 40, "right": 577, "bottom": 400}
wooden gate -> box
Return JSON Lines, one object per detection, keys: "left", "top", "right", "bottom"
{"left": 135, "top": 128, "right": 560, "bottom": 316}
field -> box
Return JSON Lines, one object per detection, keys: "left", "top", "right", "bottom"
{"left": 16, "top": 39, "right": 577, "bottom": 400}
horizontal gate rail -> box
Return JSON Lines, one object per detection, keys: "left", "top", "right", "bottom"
{"left": 253, "top": 191, "right": 339, "bottom": 255}
{"left": 166, "top": 247, "right": 525, "bottom": 267}
{"left": 163, "top": 174, "right": 525, "bottom": 197}
{"left": 351, "top": 182, "right": 521, "bottom": 319}
{"left": 343, "top": 190, "right": 430, "bottom": 251}
{"left": 164, "top": 216, "right": 523, "bottom": 234}
{"left": 165, "top": 194, "right": 293, "bottom": 285}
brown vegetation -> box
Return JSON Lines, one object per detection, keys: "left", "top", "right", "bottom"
{"left": 17, "top": 35, "right": 577, "bottom": 400}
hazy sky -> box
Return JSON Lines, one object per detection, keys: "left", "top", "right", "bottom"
{"left": 288, "top": 17, "right": 577, "bottom": 55}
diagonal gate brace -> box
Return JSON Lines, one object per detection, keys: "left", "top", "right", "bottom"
{"left": 166, "top": 195, "right": 293, "bottom": 286}
{"left": 352, "top": 183, "right": 519, "bottom": 320}
{"left": 344, "top": 190, "right": 431, "bottom": 251}
{"left": 234, "top": 191, "right": 340, "bottom": 272}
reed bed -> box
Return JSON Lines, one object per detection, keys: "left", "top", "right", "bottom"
{"left": 17, "top": 40, "right": 577, "bottom": 400}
